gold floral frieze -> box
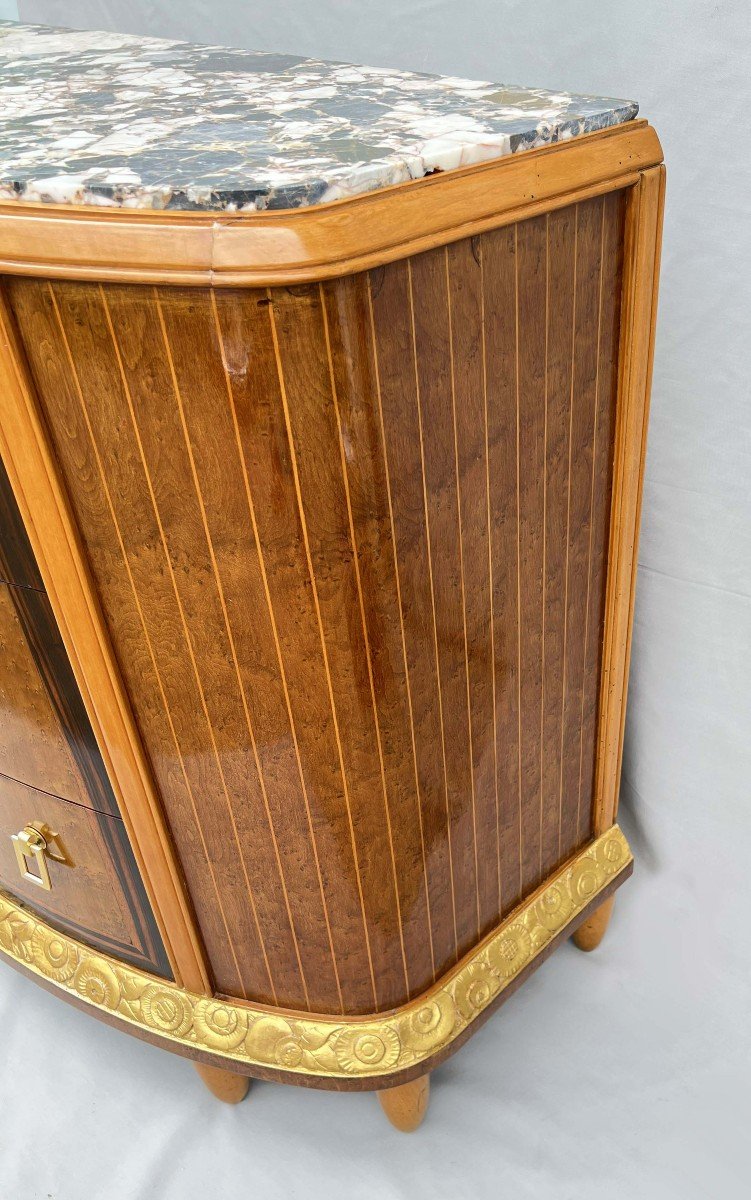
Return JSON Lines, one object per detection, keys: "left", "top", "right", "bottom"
{"left": 0, "top": 825, "right": 631, "bottom": 1080}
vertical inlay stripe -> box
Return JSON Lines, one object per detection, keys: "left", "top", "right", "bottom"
{"left": 515, "top": 226, "right": 523, "bottom": 900}
{"left": 556, "top": 208, "right": 578, "bottom": 864}
{"left": 319, "top": 280, "right": 410, "bottom": 998}
{"left": 153, "top": 290, "right": 310, "bottom": 1009}
{"left": 447, "top": 236, "right": 499, "bottom": 936}
{"left": 445, "top": 246, "right": 481, "bottom": 941}
{"left": 539, "top": 206, "right": 577, "bottom": 879}
{"left": 483, "top": 224, "right": 521, "bottom": 917}
{"left": 368, "top": 261, "right": 456, "bottom": 975}
{"left": 101, "top": 286, "right": 276, "bottom": 1001}
{"left": 559, "top": 197, "right": 605, "bottom": 861}
{"left": 210, "top": 291, "right": 345, "bottom": 1014}
{"left": 576, "top": 201, "right": 606, "bottom": 839}
{"left": 479, "top": 239, "right": 503, "bottom": 916}
{"left": 43, "top": 282, "right": 246, "bottom": 997}
{"left": 267, "top": 289, "right": 379, "bottom": 1010}
{"left": 539, "top": 215, "right": 550, "bottom": 877}
{"left": 365, "top": 273, "right": 437, "bottom": 985}
{"left": 407, "top": 257, "right": 460, "bottom": 960}
{"left": 516, "top": 217, "right": 547, "bottom": 894}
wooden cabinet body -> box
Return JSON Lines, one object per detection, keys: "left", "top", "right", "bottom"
{"left": 0, "top": 116, "right": 663, "bottom": 1112}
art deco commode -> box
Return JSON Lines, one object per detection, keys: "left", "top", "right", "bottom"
{"left": 0, "top": 21, "right": 664, "bottom": 1130}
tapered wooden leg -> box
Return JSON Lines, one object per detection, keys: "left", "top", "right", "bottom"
{"left": 193, "top": 1062, "right": 250, "bottom": 1104}
{"left": 572, "top": 895, "right": 616, "bottom": 952}
{"left": 377, "top": 1074, "right": 430, "bottom": 1131}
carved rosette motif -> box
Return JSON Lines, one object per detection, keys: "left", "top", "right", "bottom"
{"left": 0, "top": 826, "right": 631, "bottom": 1081}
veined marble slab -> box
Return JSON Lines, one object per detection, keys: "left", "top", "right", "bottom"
{"left": 0, "top": 20, "right": 638, "bottom": 213}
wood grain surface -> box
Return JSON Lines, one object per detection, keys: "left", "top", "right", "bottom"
{"left": 4, "top": 190, "right": 626, "bottom": 1014}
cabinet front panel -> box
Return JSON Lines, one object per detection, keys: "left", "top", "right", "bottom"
{"left": 5, "top": 189, "right": 625, "bottom": 1014}
{"left": 0, "top": 451, "right": 170, "bottom": 977}
{"left": 0, "top": 775, "right": 170, "bottom": 973}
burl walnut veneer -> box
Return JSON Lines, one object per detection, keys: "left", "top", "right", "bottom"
{"left": 0, "top": 22, "right": 664, "bottom": 1131}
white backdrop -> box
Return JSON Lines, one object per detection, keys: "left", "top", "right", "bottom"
{"left": 3, "top": 3, "right": 751, "bottom": 1197}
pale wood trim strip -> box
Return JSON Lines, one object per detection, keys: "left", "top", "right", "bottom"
{"left": 576, "top": 199, "right": 607, "bottom": 835}
{"left": 594, "top": 166, "right": 666, "bottom": 833}
{"left": 319, "top": 281, "right": 411, "bottom": 997}
{"left": 267, "top": 292, "right": 379, "bottom": 1009}
{"left": 209, "top": 293, "right": 345, "bottom": 1014}
{"left": 539, "top": 214, "right": 550, "bottom": 877}
{"left": 366, "top": 274, "right": 438, "bottom": 983}
{"left": 93, "top": 284, "right": 259, "bottom": 999}
{"left": 0, "top": 124, "right": 662, "bottom": 287}
{"left": 153, "top": 289, "right": 309, "bottom": 1005}
{"left": 514, "top": 225, "right": 523, "bottom": 898}
{"left": 445, "top": 246, "right": 482, "bottom": 941}
{"left": 0, "top": 285, "right": 211, "bottom": 995}
{"left": 86, "top": 287, "right": 244, "bottom": 995}
{"left": 407, "top": 258, "right": 459, "bottom": 960}
{"left": 558, "top": 206, "right": 579, "bottom": 857}
{"left": 478, "top": 238, "right": 503, "bottom": 914}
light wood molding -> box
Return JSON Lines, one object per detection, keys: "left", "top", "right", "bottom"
{"left": 0, "top": 122, "right": 662, "bottom": 287}
{"left": 594, "top": 164, "right": 666, "bottom": 833}
{"left": 0, "top": 288, "right": 210, "bottom": 994}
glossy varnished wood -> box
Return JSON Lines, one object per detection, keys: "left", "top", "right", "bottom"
{"left": 5, "top": 190, "right": 626, "bottom": 1014}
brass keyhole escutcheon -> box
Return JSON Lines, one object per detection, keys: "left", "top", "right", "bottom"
{"left": 11, "top": 821, "right": 55, "bottom": 891}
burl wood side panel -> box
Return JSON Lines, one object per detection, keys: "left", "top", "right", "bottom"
{"left": 5, "top": 190, "right": 625, "bottom": 1015}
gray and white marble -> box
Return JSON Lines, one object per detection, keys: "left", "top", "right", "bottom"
{"left": 0, "top": 20, "right": 638, "bottom": 212}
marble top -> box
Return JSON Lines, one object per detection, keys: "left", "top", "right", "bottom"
{"left": 0, "top": 21, "right": 638, "bottom": 213}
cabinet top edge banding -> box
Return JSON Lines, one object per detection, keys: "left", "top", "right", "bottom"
{"left": 0, "top": 123, "right": 663, "bottom": 286}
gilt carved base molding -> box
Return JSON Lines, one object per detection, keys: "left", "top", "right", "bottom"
{"left": 0, "top": 825, "right": 632, "bottom": 1088}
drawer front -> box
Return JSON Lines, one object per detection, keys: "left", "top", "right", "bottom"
{"left": 0, "top": 775, "right": 170, "bottom": 976}
{"left": 0, "top": 578, "right": 119, "bottom": 814}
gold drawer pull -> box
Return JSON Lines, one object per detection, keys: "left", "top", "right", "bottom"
{"left": 11, "top": 822, "right": 54, "bottom": 891}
